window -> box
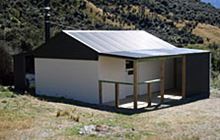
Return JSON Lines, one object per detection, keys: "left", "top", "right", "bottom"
{"left": 126, "top": 60, "right": 133, "bottom": 75}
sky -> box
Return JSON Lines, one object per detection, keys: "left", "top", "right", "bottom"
{"left": 201, "top": 0, "right": 220, "bottom": 8}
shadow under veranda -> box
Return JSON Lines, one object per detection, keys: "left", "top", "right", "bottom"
{"left": 11, "top": 88, "right": 209, "bottom": 115}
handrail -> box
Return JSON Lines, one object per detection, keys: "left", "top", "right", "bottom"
{"left": 139, "top": 79, "right": 160, "bottom": 85}
{"left": 99, "top": 80, "right": 132, "bottom": 85}
{"left": 98, "top": 78, "right": 161, "bottom": 108}
{"left": 99, "top": 79, "right": 160, "bottom": 85}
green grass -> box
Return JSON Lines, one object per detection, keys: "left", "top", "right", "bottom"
{"left": 0, "top": 91, "right": 15, "bottom": 98}
{"left": 65, "top": 124, "right": 83, "bottom": 136}
{"left": 0, "top": 86, "right": 15, "bottom": 98}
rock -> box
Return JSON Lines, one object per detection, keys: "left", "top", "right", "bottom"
{"left": 79, "top": 125, "right": 113, "bottom": 136}
{"left": 79, "top": 125, "right": 97, "bottom": 135}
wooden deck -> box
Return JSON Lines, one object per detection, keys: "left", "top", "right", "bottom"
{"left": 104, "top": 89, "right": 182, "bottom": 109}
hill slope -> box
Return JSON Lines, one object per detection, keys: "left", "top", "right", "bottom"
{"left": 1, "top": 0, "right": 220, "bottom": 53}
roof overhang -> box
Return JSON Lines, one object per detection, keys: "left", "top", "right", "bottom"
{"left": 99, "top": 48, "right": 210, "bottom": 61}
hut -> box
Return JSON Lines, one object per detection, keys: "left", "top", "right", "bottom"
{"left": 29, "top": 30, "right": 210, "bottom": 109}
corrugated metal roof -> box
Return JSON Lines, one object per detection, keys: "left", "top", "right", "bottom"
{"left": 103, "top": 48, "right": 207, "bottom": 59}
{"left": 63, "top": 30, "right": 209, "bottom": 59}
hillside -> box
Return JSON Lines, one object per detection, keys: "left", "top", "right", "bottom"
{"left": 90, "top": 0, "right": 220, "bottom": 46}
{"left": 192, "top": 23, "right": 220, "bottom": 44}
{"left": 0, "top": 0, "right": 220, "bottom": 86}
{"left": 1, "top": 0, "right": 220, "bottom": 53}
{"left": 0, "top": 87, "right": 220, "bottom": 140}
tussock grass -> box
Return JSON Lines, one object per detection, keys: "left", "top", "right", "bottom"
{"left": 56, "top": 108, "right": 80, "bottom": 122}
{"left": 0, "top": 111, "right": 33, "bottom": 131}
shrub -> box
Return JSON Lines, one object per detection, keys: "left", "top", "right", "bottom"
{"left": 0, "top": 46, "right": 12, "bottom": 85}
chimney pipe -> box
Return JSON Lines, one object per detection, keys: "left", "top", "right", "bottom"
{"left": 44, "top": 0, "right": 50, "bottom": 43}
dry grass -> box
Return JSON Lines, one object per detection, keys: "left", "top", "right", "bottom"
{"left": 56, "top": 109, "right": 80, "bottom": 122}
{"left": 175, "top": 22, "right": 186, "bottom": 29}
{"left": 0, "top": 89, "right": 220, "bottom": 140}
{"left": 0, "top": 111, "right": 33, "bottom": 130}
{"left": 192, "top": 23, "right": 220, "bottom": 44}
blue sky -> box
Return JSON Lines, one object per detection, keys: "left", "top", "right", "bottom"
{"left": 202, "top": 0, "right": 220, "bottom": 8}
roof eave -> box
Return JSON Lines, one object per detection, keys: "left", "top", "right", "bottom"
{"left": 99, "top": 51, "right": 211, "bottom": 61}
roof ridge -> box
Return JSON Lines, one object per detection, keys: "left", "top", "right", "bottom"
{"left": 62, "top": 30, "right": 144, "bottom": 32}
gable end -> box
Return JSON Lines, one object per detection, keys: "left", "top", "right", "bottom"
{"left": 34, "top": 32, "right": 98, "bottom": 60}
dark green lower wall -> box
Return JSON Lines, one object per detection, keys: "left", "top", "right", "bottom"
{"left": 186, "top": 53, "right": 210, "bottom": 98}
{"left": 14, "top": 54, "right": 26, "bottom": 91}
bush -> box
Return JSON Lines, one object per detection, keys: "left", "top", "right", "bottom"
{"left": 208, "top": 43, "right": 220, "bottom": 72}
{"left": 211, "top": 72, "right": 220, "bottom": 89}
{"left": 0, "top": 47, "right": 13, "bottom": 85}
{"left": 0, "top": 85, "right": 15, "bottom": 98}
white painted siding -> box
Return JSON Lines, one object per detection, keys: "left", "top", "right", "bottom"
{"left": 139, "top": 59, "right": 174, "bottom": 95}
{"left": 98, "top": 56, "right": 129, "bottom": 103}
{"left": 35, "top": 57, "right": 174, "bottom": 104}
{"left": 35, "top": 58, "right": 99, "bottom": 104}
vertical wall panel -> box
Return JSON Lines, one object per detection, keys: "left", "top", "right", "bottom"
{"left": 186, "top": 53, "right": 210, "bottom": 98}
{"left": 14, "top": 54, "right": 26, "bottom": 90}
{"left": 35, "top": 58, "right": 99, "bottom": 104}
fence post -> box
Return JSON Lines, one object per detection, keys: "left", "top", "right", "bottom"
{"left": 99, "top": 81, "right": 102, "bottom": 104}
{"left": 147, "top": 83, "right": 151, "bottom": 106}
{"left": 160, "top": 59, "right": 165, "bottom": 104}
{"left": 115, "top": 83, "right": 119, "bottom": 108}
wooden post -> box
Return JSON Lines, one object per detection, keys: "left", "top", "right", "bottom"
{"left": 133, "top": 60, "right": 139, "bottom": 109}
{"left": 115, "top": 83, "right": 119, "bottom": 108}
{"left": 99, "top": 81, "right": 102, "bottom": 104}
{"left": 173, "top": 58, "right": 177, "bottom": 89}
{"left": 147, "top": 83, "right": 151, "bottom": 107}
{"left": 160, "top": 59, "right": 165, "bottom": 104}
{"left": 182, "top": 56, "right": 186, "bottom": 99}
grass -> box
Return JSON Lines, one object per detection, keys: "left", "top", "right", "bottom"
{"left": 0, "top": 110, "right": 33, "bottom": 131}
{"left": 0, "top": 86, "right": 15, "bottom": 98}
{"left": 192, "top": 23, "right": 220, "bottom": 44}
{"left": 0, "top": 89, "right": 32, "bottom": 139}
{"left": 0, "top": 91, "right": 15, "bottom": 98}
{"left": 0, "top": 87, "right": 220, "bottom": 140}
